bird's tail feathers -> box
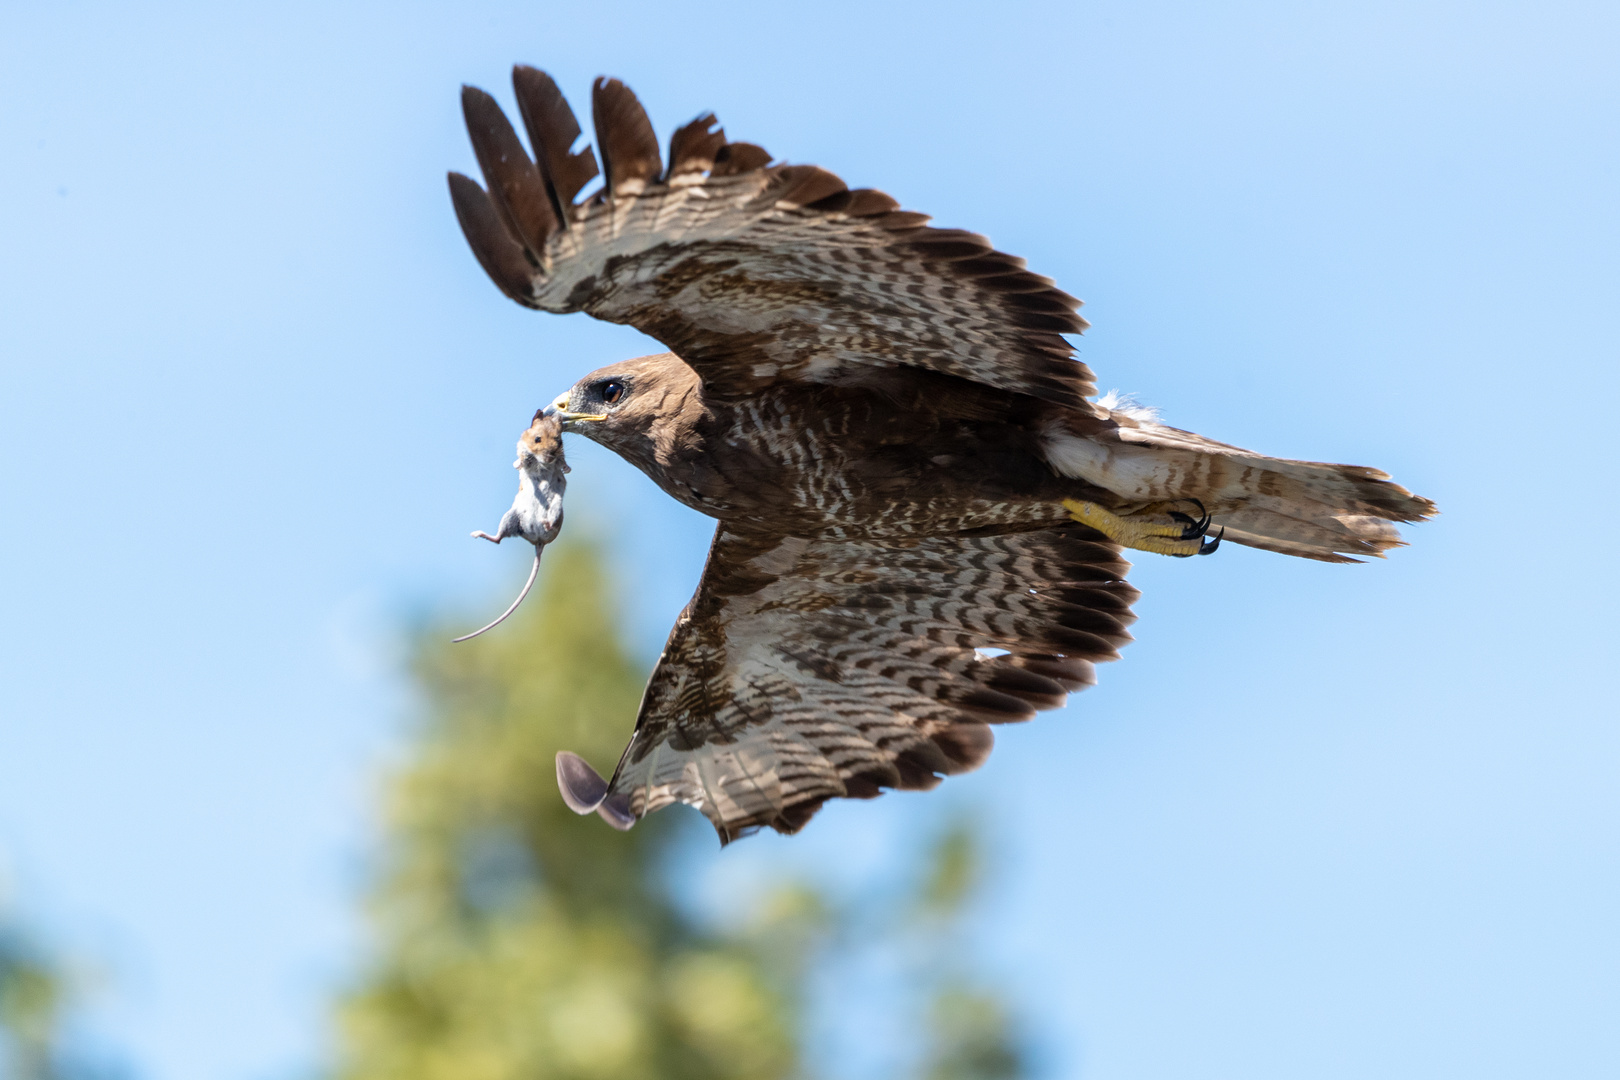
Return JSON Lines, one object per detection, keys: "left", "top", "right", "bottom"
{"left": 1045, "top": 409, "right": 1436, "bottom": 563}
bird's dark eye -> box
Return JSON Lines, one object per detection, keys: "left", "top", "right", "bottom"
{"left": 599, "top": 379, "right": 626, "bottom": 405}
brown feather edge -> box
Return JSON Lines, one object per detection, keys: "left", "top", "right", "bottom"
{"left": 591, "top": 76, "right": 662, "bottom": 197}
{"left": 460, "top": 85, "right": 558, "bottom": 257}
{"left": 446, "top": 172, "right": 537, "bottom": 306}
{"left": 459, "top": 68, "right": 1094, "bottom": 405}
{"left": 603, "top": 525, "right": 1138, "bottom": 842}
{"left": 512, "top": 65, "right": 599, "bottom": 219}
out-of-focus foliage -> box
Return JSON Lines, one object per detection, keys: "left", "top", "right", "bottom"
{"left": 921, "top": 833, "right": 1025, "bottom": 1080}
{"left": 920, "top": 985, "right": 1023, "bottom": 1080}
{"left": 336, "top": 540, "right": 1027, "bottom": 1080}
{"left": 892, "top": 821, "right": 1028, "bottom": 1080}
{"left": 336, "top": 542, "right": 797, "bottom": 1080}
{"left": 0, "top": 905, "right": 69, "bottom": 1080}
{"left": 920, "top": 822, "right": 980, "bottom": 915}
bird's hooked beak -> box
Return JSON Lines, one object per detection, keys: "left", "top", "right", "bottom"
{"left": 546, "top": 390, "right": 606, "bottom": 427}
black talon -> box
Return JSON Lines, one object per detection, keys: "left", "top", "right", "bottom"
{"left": 1196, "top": 527, "right": 1225, "bottom": 556}
{"left": 1167, "top": 498, "right": 1212, "bottom": 540}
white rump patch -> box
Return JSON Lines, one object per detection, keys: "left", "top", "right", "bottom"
{"left": 1094, "top": 390, "right": 1161, "bottom": 423}
{"left": 1042, "top": 419, "right": 1181, "bottom": 498}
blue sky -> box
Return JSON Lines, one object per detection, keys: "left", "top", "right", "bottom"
{"left": 1, "top": 1, "right": 1616, "bottom": 1077}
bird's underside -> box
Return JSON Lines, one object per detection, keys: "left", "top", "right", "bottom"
{"left": 451, "top": 67, "right": 1437, "bottom": 842}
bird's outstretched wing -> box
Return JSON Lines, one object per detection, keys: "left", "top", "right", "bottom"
{"left": 574, "top": 524, "right": 1138, "bottom": 841}
{"left": 450, "top": 68, "right": 1094, "bottom": 408}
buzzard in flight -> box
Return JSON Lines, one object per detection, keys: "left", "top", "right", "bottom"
{"left": 449, "top": 68, "right": 1435, "bottom": 842}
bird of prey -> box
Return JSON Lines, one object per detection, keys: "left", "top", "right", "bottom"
{"left": 448, "top": 67, "right": 1436, "bottom": 843}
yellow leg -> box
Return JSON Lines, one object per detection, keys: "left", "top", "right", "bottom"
{"left": 1062, "top": 499, "right": 1220, "bottom": 557}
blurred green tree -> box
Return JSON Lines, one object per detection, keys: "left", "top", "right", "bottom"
{"left": 336, "top": 540, "right": 1026, "bottom": 1080}
{"left": 0, "top": 905, "right": 70, "bottom": 1080}
{"left": 913, "top": 824, "right": 1026, "bottom": 1080}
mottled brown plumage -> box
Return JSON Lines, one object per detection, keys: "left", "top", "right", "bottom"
{"left": 451, "top": 68, "right": 1437, "bottom": 841}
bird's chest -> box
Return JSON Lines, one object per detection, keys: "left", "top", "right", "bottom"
{"left": 651, "top": 402, "right": 858, "bottom": 525}
{"left": 656, "top": 398, "right": 1061, "bottom": 538}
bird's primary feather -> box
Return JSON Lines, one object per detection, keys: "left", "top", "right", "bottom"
{"left": 611, "top": 525, "right": 1137, "bottom": 842}
{"left": 451, "top": 78, "right": 1093, "bottom": 410}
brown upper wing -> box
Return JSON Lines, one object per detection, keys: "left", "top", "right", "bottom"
{"left": 590, "top": 524, "right": 1139, "bottom": 842}
{"left": 450, "top": 68, "right": 1095, "bottom": 408}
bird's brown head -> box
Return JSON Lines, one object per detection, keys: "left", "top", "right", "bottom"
{"left": 546, "top": 352, "right": 698, "bottom": 458}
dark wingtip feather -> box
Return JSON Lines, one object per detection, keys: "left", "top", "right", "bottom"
{"left": 768, "top": 165, "right": 848, "bottom": 209}
{"left": 949, "top": 684, "right": 1039, "bottom": 724}
{"left": 841, "top": 774, "right": 888, "bottom": 799}
{"left": 556, "top": 750, "right": 609, "bottom": 814}
{"left": 447, "top": 172, "right": 535, "bottom": 303}
{"left": 710, "top": 141, "right": 772, "bottom": 177}
{"left": 876, "top": 209, "right": 932, "bottom": 231}
{"left": 667, "top": 112, "right": 726, "bottom": 178}
{"left": 933, "top": 722, "right": 995, "bottom": 774}
{"left": 591, "top": 76, "right": 662, "bottom": 195}
{"left": 769, "top": 797, "right": 828, "bottom": 835}
{"left": 460, "top": 85, "right": 558, "bottom": 254}
{"left": 900, "top": 228, "right": 993, "bottom": 262}
{"left": 511, "top": 65, "right": 599, "bottom": 211}
{"left": 892, "top": 745, "right": 949, "bottom": 790}
{"left": 806, "top": 188, "right": 900, "bottom": 217}
{"left": 846, "top": 189, "right": 901, "bottom": 216}
{"left": 981, "top": 664, "right": 1068, "bottom": 710}
{"left": 1008, "top": 655, "right": 1098, "bottom": 693}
